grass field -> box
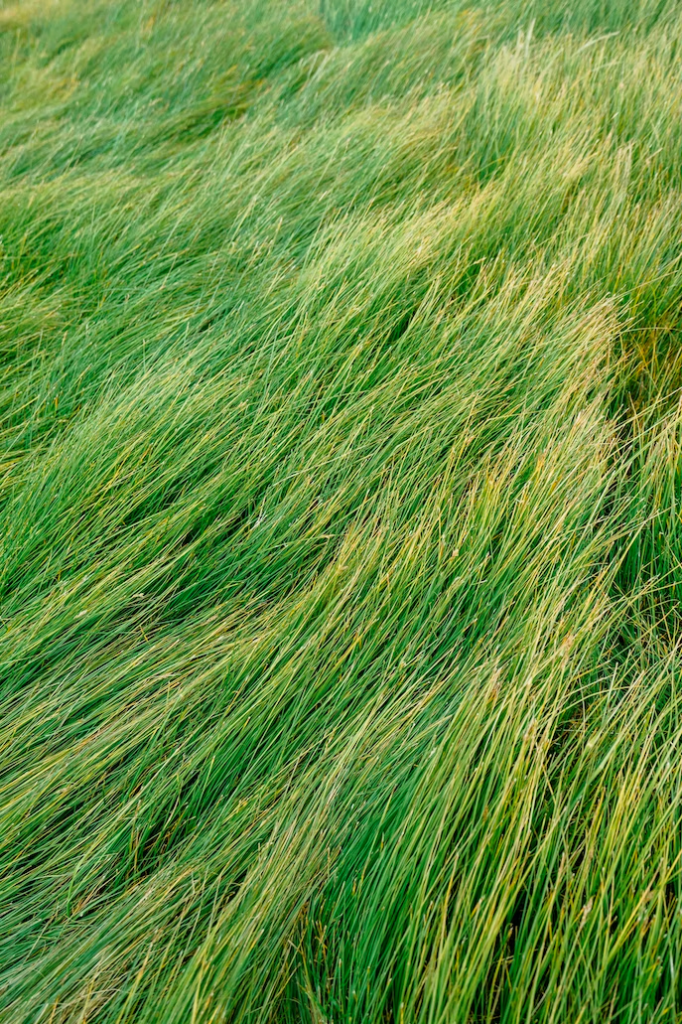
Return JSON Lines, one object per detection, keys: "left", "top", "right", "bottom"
{"left": 3, "top": 0, "right": 682, "bottom": 1020}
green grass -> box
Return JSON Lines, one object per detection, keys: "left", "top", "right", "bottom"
{"left": 3, "top": 0, "right": 682, "bottom": 1019}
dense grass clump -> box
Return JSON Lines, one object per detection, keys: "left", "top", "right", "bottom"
{"left": 3, "top": 0, "right": 682, "bottom": 1019}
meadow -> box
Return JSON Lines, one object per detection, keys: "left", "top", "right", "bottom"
{"left": 2, "top": 0, "right": 682, "bottom": 1020}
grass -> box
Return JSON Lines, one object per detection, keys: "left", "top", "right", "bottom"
{"left": 3, "top": 0, "right": 682, "bottom": 1019}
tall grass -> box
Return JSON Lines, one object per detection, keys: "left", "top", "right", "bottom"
{"left": 2, "top": 0, "right": 682, "bottom": 1020}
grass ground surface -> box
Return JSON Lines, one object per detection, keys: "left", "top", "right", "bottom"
{"left": 3, "top": 0, "right": 682, "bottom": 1020}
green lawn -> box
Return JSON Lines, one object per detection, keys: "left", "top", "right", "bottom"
{"left": 2, "top": 0, "right": 682, "bottom": 1020}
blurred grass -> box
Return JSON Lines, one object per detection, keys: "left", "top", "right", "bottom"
{"left": 2, "top": 0, "right": 682, "bottom": 1020}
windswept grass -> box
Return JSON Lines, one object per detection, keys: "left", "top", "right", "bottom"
{"left": 2, "top": 0, "right": 682, "bottom": 1020}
